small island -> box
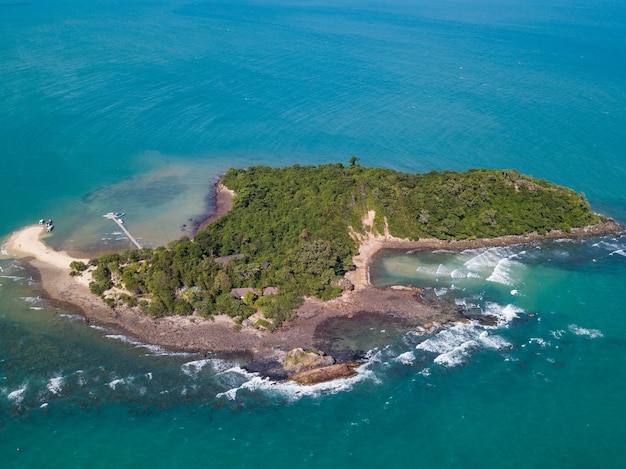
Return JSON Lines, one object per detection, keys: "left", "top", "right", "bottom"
{"left": 3, "top": 163, "right": 622, "bottom": 383}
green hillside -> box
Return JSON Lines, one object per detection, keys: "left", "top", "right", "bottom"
{"left": 83, "top": 163, "right": 600, "bottom": 326}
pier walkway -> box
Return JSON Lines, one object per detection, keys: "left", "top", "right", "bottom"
{"left": 103, "top": 213, "right": 142, "bottom": 249}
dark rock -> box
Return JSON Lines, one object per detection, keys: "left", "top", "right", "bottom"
{"left": 283, "top": 348, "right": 335, "bottom": 373}
{"left": 288, "top": 363, "right": 360, "bottom": 385}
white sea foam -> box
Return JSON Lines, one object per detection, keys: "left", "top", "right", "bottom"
{"left": 20, "top": 296, "right": 41, "bottom": 304}
{"left": 593, "top": 239, "right": 626, "bottom": 257}
{"left": 107, "top": 378, "right": 127, "bottom": 390}
{"left": 365, "top": 348, "right": 385, "bottom": 364}
{"left": 416, "top": 265, "right": 437, "bottom": 276}
{"left": 529, "top": 337, "right": 550, "bottom": 348}
{"left": 416, "top": 320, "right": 512, "bottom": 368}
{"left": 454, "top": 298, "right": 479, "bottom": 310}
{"left": 59, "top": 313, "right": 85, "bottom": 322}
{"left": 450, "top": 269, "right": 466, "bottom": 279}
{"left": 483, "top": 302, "right": 523, "bottom": 326}
{"left": 433, "top": 339, "right": 479, "bottom": 367}
{"left": 216, "top": 364, "right": 373, "bottom": 401}
{"left": 568, "top": 324, "right": 603, "bottom": 339}
{"left": 7, "top": 385, "right": 27, "bottom": 404}
{"left": 216, "top": 371, "right": 271, "bottom": 401}
{"left": 476, "top": 330, "right": 511, "bottom": 350}
{"left": 464, "top": 248, "right": 504, "bottom": 272}
{"left": 47, "top": 376, "right": 64, "bottom": 395}
{"left": 417, "top": 324, "right": 475, "bottom": 353}
{"left": 486, "top": 258, "right": 515, "bottom": 285}
{"left": 181, "top": 359, "right": 212, "bottom": 377}
{"left": 0, "top": 275, "right": 24, "bottom": 281}
{"left": 395, "top": 351, "right": 415, "bottom": 365}
{"left": 592, "top": 240, "right": 616, "bottom": 250}
{"left": 106, "top": 334, "right": 141, "bottom": 345}
{"left": 436, "top": 263, "right": 451, "bottom": 277}
{"left": 104, "top": 334, "right": 190, "bottom": 356}
{"left": 464, "top": 248, "right": 527, "bottom": 287}
{"left": 550, "top": 329, "right": 565, "bottom": 339}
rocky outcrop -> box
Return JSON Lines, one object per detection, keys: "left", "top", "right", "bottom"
{"left": 288, "top": 363, "right": 360, "bottom": 385}
{"left": 282, "top": 348, "right": 335, "bottom": 373}
{"left": 331, "top": 277, "right": 354, "bottom": 292}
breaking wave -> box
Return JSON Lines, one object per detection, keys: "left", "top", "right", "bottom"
{"left": 7, "top": 385, "right": 28, "bottom": 404}
{"left": 486, "top": 258, "right": 515, "bottom": 285}
{"left": 216, "top": 364, "right": 373, "bottom": 402}
{"left": 416, "top": 322, "right": 512, "bottom": 367}
{"left": 414, "top": 303, "right": 520, "bottom": 367}
{"left": 104, "top": 333, "right": 191, "bottom": 356}
{"left": 568, "top": 324, "right": 603, "bottom": 339}
{"left": 181, "top": 358, "right": 234, "bottom": 378}
{"left": 46, "top": 376, "right": 64, "bottom": 395}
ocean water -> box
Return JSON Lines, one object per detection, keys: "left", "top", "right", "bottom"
{"left": 2, "top": 0, "right": 626, "bottom": 466}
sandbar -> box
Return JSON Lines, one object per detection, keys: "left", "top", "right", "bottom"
{"left": 3, "top": 225, "right": 91, "bottom": 287}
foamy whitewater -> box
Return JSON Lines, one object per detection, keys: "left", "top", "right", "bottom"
{"left": 2, "top": 0, "right": 626, "bottom": 466}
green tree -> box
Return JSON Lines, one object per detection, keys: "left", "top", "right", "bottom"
{"left": 212, "top": 270, "right": 232, "bottom": 296}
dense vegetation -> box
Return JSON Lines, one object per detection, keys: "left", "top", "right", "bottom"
{"left": 81, "top": 163, "right": 600, "bottom": 327}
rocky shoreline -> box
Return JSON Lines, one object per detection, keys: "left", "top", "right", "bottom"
{"left": 2, "top": 182, "right": 623, "bottom": 385}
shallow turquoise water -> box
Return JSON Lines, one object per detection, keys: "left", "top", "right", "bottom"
{"left": 2, "top": 0, "right": 626, "bottom": 466}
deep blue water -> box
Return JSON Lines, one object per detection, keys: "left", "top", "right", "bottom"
{"left": 2, "top": 0, "right": 626, "bottom": 466}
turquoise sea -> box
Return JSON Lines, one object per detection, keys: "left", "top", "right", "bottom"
{"left": 2, "top": 0, "right": 626, "bottom": 466}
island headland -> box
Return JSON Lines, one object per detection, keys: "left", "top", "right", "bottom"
{"left": 2, "top": 163, "right": 622, "bottom": 383}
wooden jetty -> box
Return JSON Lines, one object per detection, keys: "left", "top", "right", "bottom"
{"left": 103, "top": 212, "right": 142, "bottom": 249}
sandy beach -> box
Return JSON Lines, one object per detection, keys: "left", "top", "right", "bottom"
{"left": 195, "top": 181, "right": 235, "bottom": 232}
{"left": 4, "top": 225, "right": 87, "bottom": 269}
{"left": 3, "top": 225, "right": 92, "bottom": 287}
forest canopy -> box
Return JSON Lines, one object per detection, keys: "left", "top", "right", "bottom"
{"left": 84, "top": 163, "right": 600, "bottom": 326}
